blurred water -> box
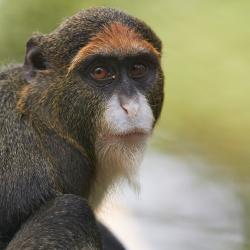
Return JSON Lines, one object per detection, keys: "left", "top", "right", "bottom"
{"left": 99, "top": 152, "right": 245, "bottom": 250}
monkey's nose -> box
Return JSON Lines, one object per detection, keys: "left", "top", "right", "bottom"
{"left": 119, "top": 95, "right": 139, "bottom": 118}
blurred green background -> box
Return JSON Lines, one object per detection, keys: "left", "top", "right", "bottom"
{"left": 0, "top": 0, "right": 249, "bottom": 249}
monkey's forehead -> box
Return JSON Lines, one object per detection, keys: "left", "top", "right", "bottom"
{"left": 68, "top": 22, "right": 160, "bottom": 72}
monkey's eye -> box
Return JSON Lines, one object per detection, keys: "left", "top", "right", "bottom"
{"left": 90, "top": 66, "right": 113, "bottom": 81}
{"left": 129, "top": 63, "right": 148, "bottom": 79}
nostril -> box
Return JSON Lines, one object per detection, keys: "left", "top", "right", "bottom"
{"left": 121, "top": 102, "right": 139, "bottom": 117}
{"left": 121, "top": 103, "right": 129, "bottom": 114}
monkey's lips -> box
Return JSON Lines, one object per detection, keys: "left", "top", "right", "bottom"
{"left": 101, "top": 129, "right": 151, "bottom": 143}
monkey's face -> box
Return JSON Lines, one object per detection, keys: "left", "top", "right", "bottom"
{"left": 23, "top": 22, "right": 163, "bottom": 151}
{"left": 68, "top": 23, "right": 163, "bottom": 148}
{"left": 65, "top": 22, "right": 164, "bottom": 191}
{"left": 77, "top": 54, "right": 156, "bottom": 143}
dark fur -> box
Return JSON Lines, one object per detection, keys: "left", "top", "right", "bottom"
{"left": 0, "top": 7, "right": 164, "bottom": 249}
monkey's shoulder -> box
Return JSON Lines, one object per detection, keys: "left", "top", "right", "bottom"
{"left": 0, "top": 113, "right": 56, "bottom": 238}
{"left": 0, "top": 106, "right": 92, "bottom": 238}
{"left": 0, "top": 65, "right": 26, "bottom": 108}
{"left": 0, "top": 64, "right": 24, "bottom": 83}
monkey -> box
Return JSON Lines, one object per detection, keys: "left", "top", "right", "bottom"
{"left": 0, "top": 7, "right": 164, "bottom": 250}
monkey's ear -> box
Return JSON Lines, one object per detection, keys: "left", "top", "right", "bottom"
{"left": 23, "top": 36, "right": 47, "bottom": 82}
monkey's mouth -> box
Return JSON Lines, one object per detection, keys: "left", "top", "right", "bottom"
{"left": 101, "top": 129, "right": 151, "bottom": 143}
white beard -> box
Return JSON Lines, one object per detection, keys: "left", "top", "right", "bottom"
{"left": 88, "top": 93, "right": 154, "bottom": 209}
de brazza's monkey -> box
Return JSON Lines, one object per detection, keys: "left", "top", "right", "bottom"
{"left": 0, "top": 7, "right": 164, "bottom": 250}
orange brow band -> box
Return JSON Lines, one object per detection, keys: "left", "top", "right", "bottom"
{"left": 68, "top": 22, "right": 160, "bottom": 73}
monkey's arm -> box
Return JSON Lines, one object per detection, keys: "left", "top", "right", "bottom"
{"left": 6, "top": 194, "right": 102, "bottom": 250}
{"left": 5, "top": 195, "right": 126, "bottom": 250}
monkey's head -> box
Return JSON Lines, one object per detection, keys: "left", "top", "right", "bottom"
{"left": 20, "top": 8, "right": 164, "bottom": 192}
